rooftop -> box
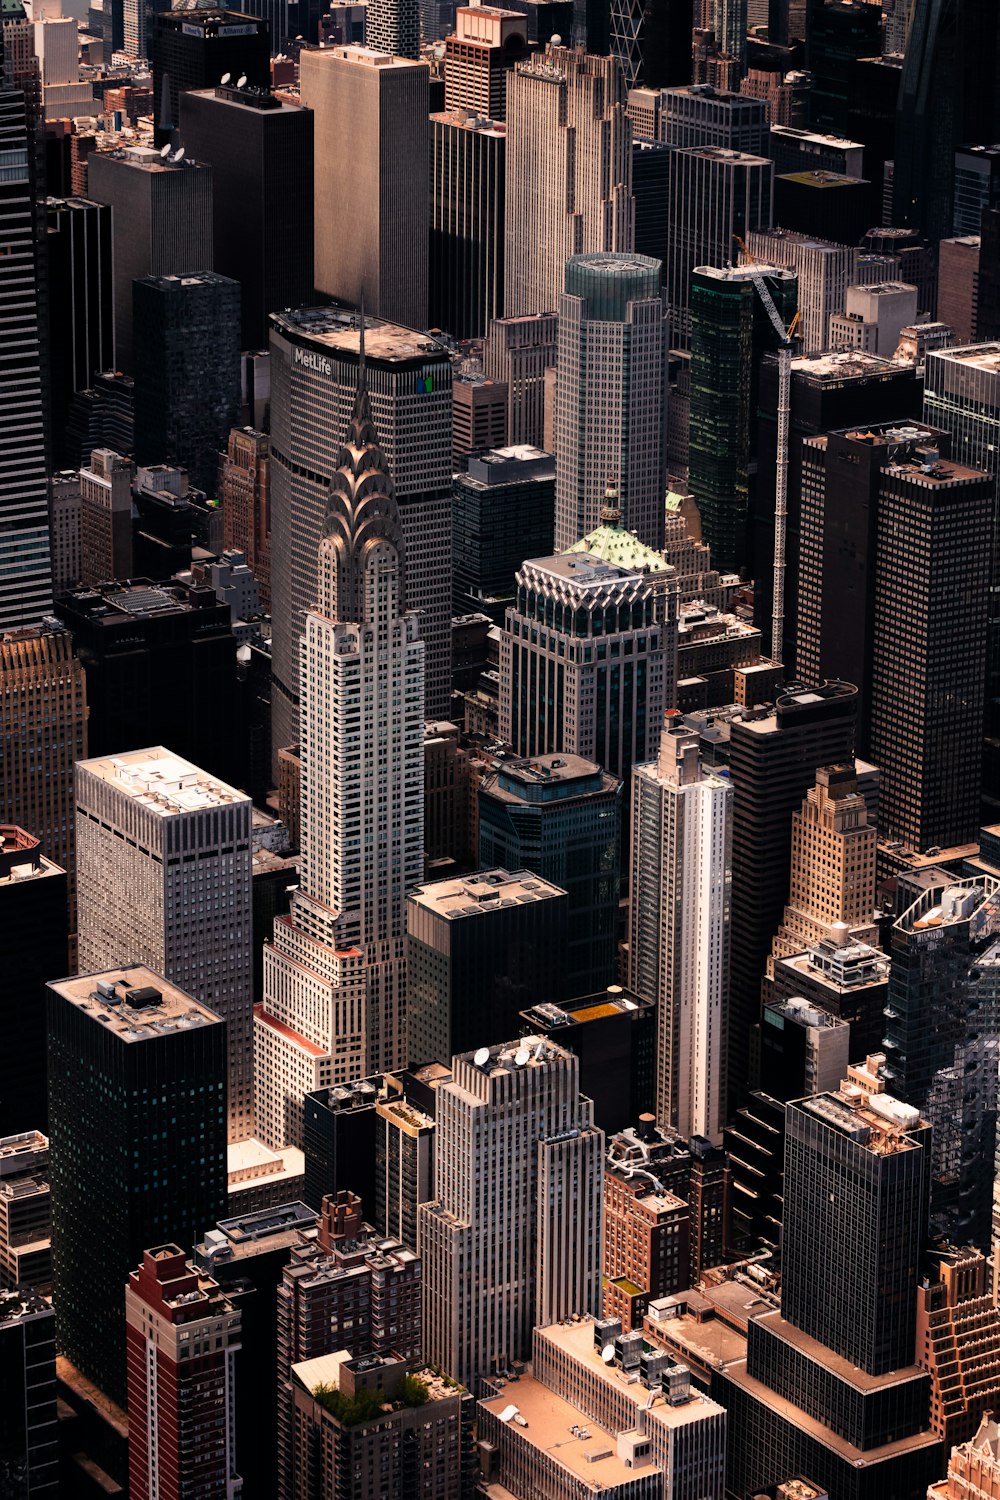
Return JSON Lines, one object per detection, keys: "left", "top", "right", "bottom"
{"left": 694, "top": 262, "right": 796, "bottom": 285}
{"left": 76, "top": 747, "right": 249, "bottom": 815}
{"left": 0, "top": 1288, "right": 51, "bottom": 1327}
{"left": 779, "top": 169, "right": 866, "bottom": 187}
{"left": 480, "top": 1374, "right": 665, "bottom": 1490}
{"left": 794, "top": 1088, "right": 926, "bottom": 1152}
{"left": 566, "top": 518, "right": 674, "bottom": 575}
{"left": 408, "top": 867, "right": 566, "bottom": 918}
{"left": 270, "top": 306, "right": 450, "bottom": 366}
{"left": 198, "top": 1200, "right": 317, "bottom": 1260}
{"left": 536, "top": 1319, "right": 726, "bottom": 1428}
{"left": 0, "top": 826, "right": 63, "bottom": 884}
{"left": 926, "top": 341, "right": 1000, "bottom": 375}
{"left": 430, "top": 108, "right": 506, "bottom": 136}
{"left": 521, "top": 986, "right": 652, "bottom": 1032}
{"left": 523, "top": 552, "right": 650, "bottom": 589}
{"left": 48, "top": 966, "right": 224, "bottom": 1042}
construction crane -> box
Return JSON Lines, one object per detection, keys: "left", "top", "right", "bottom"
{"left": 733, "top": 236, "right": 800, "bottom": 664}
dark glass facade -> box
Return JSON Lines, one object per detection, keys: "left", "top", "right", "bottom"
{"left": 55, "top": 580, "right": 245, "bottom": 793}
{"left": 805, "top": 0, "right": 881, "bottom": 136}
{"left": 688, "top": 267, "right": 797, "bottom": 574}
{"left": 45, "top": 198, "right": 114, "bottom": 468}
{"left": 132, "top": 271, "right": 241, "bottom": 495}
{"left": 0, "top": 838, "right": 67, "bottom": 1138}
{"left": 151, "top": 8, "right": 271, "bottom": 137}
{"left": 47, "top": 978, "right": 227, "bottom": 1407}
{"left": 0, "top": 1293, "right": 58, "bottom": 1499}
{"left": 478, "top": 761, "right": 622, "bottom": 997}
{"left": 406, "top": 871, "right": 570, "bottom": 1066}
{"left": 429, "top": 114, "right": 505, "bottom": 341}
{"left": 302, "top": 1085, "right": 379, "bottom": 1216}
{"left": 178, "top": 88, "right": 315, "bottom": 352}
{"left": 782, "top": 1096, "right": 930, "bottom": 1374}
{"left": 452, "top": 451, "right": 554, "bottom": 621}
{"left": 884, "top": 879, "right": 1000, "bottom": 1250}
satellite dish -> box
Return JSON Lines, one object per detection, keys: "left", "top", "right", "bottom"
{"left": 221, "top": 71, "right": 231, "bottom": 84}
{"left": 473, "top": 1046, "right": 490, "bottom": 1068}
{"left": 173, "top": 146, "right": 185, "bottom": 162}
{"left": 159, "top": 142, "right": 171, "bottom": 157}
{"left": 550, "top": 31, "right": 561, "bottom": 44}
{"left": 237, "top": 73, "right": 247, "bottom": 87}
{"left": 601, "top": 1345, "right": 615, "bottom": 1363}
{"left": 514, "top": 1046, "right": 530, "bottom": 1067}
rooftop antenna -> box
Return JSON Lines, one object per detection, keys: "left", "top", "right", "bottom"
{"left": 159, "top": 142, "right": 171, "bottom": 157}
{"left": 220, "top": 71, "right": 231, "bottom": 84}
{"left": 236, "top": 73, "right": 247, "bottom": 87}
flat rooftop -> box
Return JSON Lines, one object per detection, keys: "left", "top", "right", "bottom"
{"left": 409, "top": 867, "right": 565, "bottom": 917}
{"left": 48, "top": 965, "right": 223, "bottom": 1042}
{"left": 430, "top": 108, "right": 506, "bottom": 136}
{"left": 694, "top": 263, "right": 795, "bottom": 283}
{"left": 792, "top": 350, "right": 901, "bottom": 381}
{"left": 525, "top": 552, "right": 648, "bottom": 587}
{"left": 645, "top": 1298, "right": 749, "bottom": 1372}
{"left": 522, "top": 987, "right": 651, "bottom": 1031}
{"left": 198, "top": 1201, "right": 317, "bottom": 1258}
{"left": 271, "top": 306, "right": 450, "bottom": 365}
{"left": 795, "top": 1088, "right": 926, "bottom": 1151}
{"left": 536, "top": 1319, "right": 726, "bottom": 1428}
{"left": 771, "top": 125, "right": 863, "bottom": 150}
{"left": 927, "top": 342, "right": 1000, "bottom": 375}
{"left": 480, "top": 1374, "right": 665, "bottom": 1490}
{"left": 77, "top": 747, "right": 248, "bottom": 815}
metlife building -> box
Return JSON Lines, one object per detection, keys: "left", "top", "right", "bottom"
{"left": 268, "top": 306, "right": 454, "bottom": 756}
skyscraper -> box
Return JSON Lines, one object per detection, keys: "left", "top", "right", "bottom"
{"left": 728, "top": 680, "right": 858, "bottom": 1102}
{"left": 629, "top": 719, "right": 731, "bottom": 1144}
{"left": 718, "top": 1075, "right": 944, "bottom": 1499}
{"left": 767, "top": 764, "right": 877, "bottom": 967}
{"left": 178, "top": 85, "right": 315, "bottom": 351}
{"left": 132, "top": 271, "right": 241, "bottom": 495}
{"left": 76, "top": 748, "right": 254, "bottom": 1144}
{"left": 55, "top": 579, "right": 243, "bottom": 791}
{"left": 555, "top": 252, "right": 667, "bottom": 551}
{"left": 429, "top": 109, "right": 505, "bottom": 340}
{"left": 0, "top": 84, "right": 51, "bottom": 632}
{"left": 268, "top": 307, "right": 452, "bottom": 748}
{"left": 885, "top": 876, "right": 1000, "bottom": 1249}
{"left": 665, "top": 145, "right": 773, "bottom": 346}
{"left": 126, "top": 1246, "right": 243, "bottom": 1500}
{"left": 611, "top": 0, "right": 693, "bottom": 90}
{"left": 482, "top": 312, "right": 558, "bottom": 448}
{"left": 500, "top": 547, "right": 676, "bottom": 783}
{"left": 478, "top": 755, "right": 622, "bottom": 996}
{"left": 45, "top": 197, "right": 114, "bottom": 465}
{"left": 796, "top": 420, "right": 992, "bottom": 846}
{"left": 868, "top": 447, "right": 991, "bottom": 852}
{"left": 688, "top": 263, "right": 797, "bottom": 573}
{"left": 893, "top": 0, "right": 1000, "bottom": 248}
{"left": 452, "top": 444, "right": 555, "bottom": 620}
{"left": 443, "top": 5, "right": 528, "bottom": 119}
{"left": 79, "top": 448, "right": 135, "bottom": 586}
{"left": 300, "top": 46, "right": 428, "bottom": 330}
{"left": 504, "top": 45, "right": 634, "bottom": 317}
{"left": 221, "top": 427, "right": 271, "bottom": 610}
{"left": 660, "top": 84, "right": 768, "bottom": 153}
{"left": 420, "top": 1038, "right": 603, "bottom": 1388}
{"left": 406, "top": 869, "right": 569, "bottom": 1068}
{"left": 754, "top": 350, "right": 923, "bottom": 673}
{"left": 0, "top": 829, "right": 67, "bottom": 1137}
{"left": 923, "top": 345, "right": 1000, "bottom": 819}
{"left": 365, "top": 0, "right": 420, "bottom": 56}
{"left": 0, "top": 1289, "right": 57, "bottom": 1500}
{"left": 0, "top": 622, "right": 87, "bottom": 890}
{"left": 151, "top": 7, "right": 270, "bottom": 135}
{"left": 255, "top": 338, "right": 424, "bottom": 1150}
{"left": 47, "top": 966, "right": 228, "bottom": 1407}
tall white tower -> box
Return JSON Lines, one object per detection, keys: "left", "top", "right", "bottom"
{"left": 628, "top": 716, "right": 731, "bottom": 1145}
{"left": 254, "top": 328, "right": 425, "bottom": 1151}
{"left": 420, "top": 1038, "right": 604, "bottom": 1390}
